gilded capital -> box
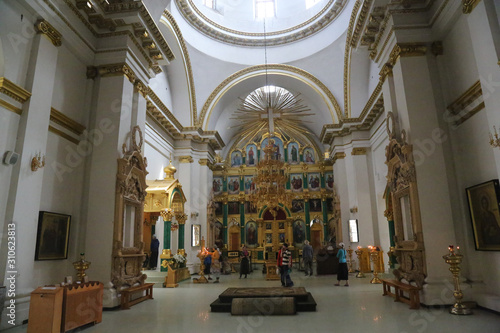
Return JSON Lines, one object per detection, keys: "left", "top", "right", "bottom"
{"left": 199, "top": 158, "right": 209, "bottom": 166}
{"left": 97, "top": 63, "right": 136, "bottom": 83}
{"left": 34, "top": 19, "right": 62, "bottom": 47}
{"left": 462, "top": 0, "right": 481, "bottom": 14}
{"left": 175, "top": 213, "right": 188, "bottom": 224}
{"left": 389, "top": 43, "right": 427, "bottom": 66}
{"left": 160, "top": 209, "right": 174, "bottom": 221}
{"left": 179, "top": 156, "right": 194, "bottom": 163}
{"left": 134, "top": 79, "right": 148, "bottom": 98}
{"left": 351, "top": 148, "right": 367, "bottom": 155}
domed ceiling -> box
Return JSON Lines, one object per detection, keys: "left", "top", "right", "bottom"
{"left": 175, "top": 0, "right": 349, "bottom": 46}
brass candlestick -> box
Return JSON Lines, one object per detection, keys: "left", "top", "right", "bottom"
{"left": 369, "top": 249, "right": 382, "bottom": 284}
{"left": 73, "top": 253, "right": 91, "bottom": 283}
{"left": 355, "top": 248, "right": 365, "bottom": 278}
{"left": 347, "top": 246, "right": 355, "bottom": 273}
{"left": 442, "top": 246, "right": 472, "bottom": 315}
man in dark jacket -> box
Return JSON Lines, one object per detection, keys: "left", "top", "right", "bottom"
{"left": 150, "top": 235, "right": 160, "bottom": 270}
{"left": 302, "top": 240, "right": 314, "bottom": 276}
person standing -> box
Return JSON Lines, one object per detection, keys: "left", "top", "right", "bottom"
{"left": 277, "top": 243, "right": 293, "bottom": 287}
{"left": 209, "top": 246, "right": 221, "bottom": 283}
{"left": 302, "top": 240, "right": 313, "bottom": 276}
{"left": 335, "top": 242, "right": 349, "bottom": 286}
{"left": 150, "top": 235, "right": 160, "bottom": 270}
{"left": 239, "top": 245, "right": 250, "bottom": 278}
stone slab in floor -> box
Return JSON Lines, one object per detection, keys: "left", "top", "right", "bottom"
{"left": 210, "top": 287, "right": 317, "bottom": 313}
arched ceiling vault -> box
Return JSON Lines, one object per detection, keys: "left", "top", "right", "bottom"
{"left": 200, "top": 64, "right": 342, "bottom": 146}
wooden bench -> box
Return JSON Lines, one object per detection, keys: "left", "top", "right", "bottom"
{"left": 121, "top": 283, "right": 154, "bottom": 310}
{"left": 381, "top": 279, "right": 421, "bottom": 309}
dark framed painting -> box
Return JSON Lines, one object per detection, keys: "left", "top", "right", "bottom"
{"left": 215, "top": 202, "right": 223, "bottom": 215}
{"left": 309, "top": 199, "right": 322, "bottom": 212}
{"left": 228, "top": 202, "right": 240, "bottom": 215}
{"left": 35, "top": 211, "right": 71, "bottom": 260}
{"left": 466, "top": 180, "right": 500, "bottom": 251}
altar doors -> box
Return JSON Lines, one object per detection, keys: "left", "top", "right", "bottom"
{"left": 229, "top": 224, "right": 240, "bottom": 251}
{"left": 310, "top": 221, "right": 324, "bottom": 251}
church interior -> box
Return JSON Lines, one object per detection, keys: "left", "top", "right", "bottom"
{"left": 1, "top": 0, "right": 500, "bottom": 331}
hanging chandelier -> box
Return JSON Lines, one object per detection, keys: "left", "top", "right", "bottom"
{"left": 240, "top": 12, "right": 310, "bottom": 216}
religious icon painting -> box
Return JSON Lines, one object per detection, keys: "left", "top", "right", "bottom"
{"left": 303, "top": 147, "right": 315, "bottom": 164}
{"left": 244, "top": 175, "right": 256, "bottom": 194}
{"left": 293, "top": 220, "right": 306, "bottom": 246}
{"left": 466, "top": 179, "right": 500, "bottom": 251}
{"left": 266, "top": 223, "right": 272, "bottom": 230}
{"left": 265, "top": 233, "right": 272, "bottom": 244}
{"left": 231, "top": 150, "right": 243, "bottom": 167}
{"left": 279, "top": 222, "right": 285, "bottom": 230}
{"left": 291, "top": 200, "right": 304, "bottom": 213}
{"left": 279, "top": 233, "right": 286, "bottom": 243}
{"left": 227, "top": 176, "right": 240, "bottom": 194}
{"left": 245, "top": 221, "right": 258, "bottom": 247}
{"left": 325, "top": 172, "right": 334, "bottom": 191}
{"left": 246, "top": 144, "right": 257, "bottom": 166}
{"left": 245, "top": 201, "right": 257, "bottom": 214}
{"left": 288, "top": 142, "right": 300, "bottom": 164}
{"left": 309, "top": 199, "right": 322, "bottom": 212}
{"left": 212, "top": 177, "right": 223, "bottom": 196}
{"left": 228, "top": 202, "right": 240, "bottom": 215}
{"left": 261, "top": 137, "right": 284, "bottom": 161}
{"left": 290, "top": 173, "right": 303, "bottom": 192}
{"left": 326, "top": 198, "right": 334, "bottom": 213}
{"left": 215, "top": 202, "right": 223, "bottom": 215}
{"left": 307, "top": 173, "right": 321, "bottom": 191}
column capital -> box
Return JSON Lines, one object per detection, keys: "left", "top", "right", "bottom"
{"left": 175, "top": 213, "right": 188, "bottom": 224}
{"left": 179, "top": 155, "right": 194, "bottom": 163}
{"left": 34, "top": 19, "right": 62, "bottom": 47}
{"left": 351, "top": 148, "right": 367, "bottom": 156}
{"left": 389, "top": 43, "right": 428, "bottom": 66}
{"left": 462, "top": 0, "right": 481, "bottom": 14}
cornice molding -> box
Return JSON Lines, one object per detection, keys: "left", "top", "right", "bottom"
{"left": 95, "top": 63, "right": 136, "bottom": 82}
{"left": 147, "top": 88, "right": 183, "bottom": 131}
{"left": 0, "top": 77, "right": 31, "bottom": 103}
{"left": 35, "top": 19, "right": 62, "bottom": 47}
{"left": 174, "top": 0, "right": 348, "bottom": 47}
{"left": 50, "top": 107, "right": 86, "bottom": 136}
{"left": 462, "top": 0, "right": 481, "bottom": 14}
{"left": 48, "top": 125, "right": 79, "bottom": 145}
{"left": 446, "top": 80, "right": 484, "bottom": 126}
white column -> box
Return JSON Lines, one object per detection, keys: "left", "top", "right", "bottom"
{"left": 2, "top": 31, "right": 59, "bottom": 326}
{"left": 393, "top": 55, "right": 456, "bottom": 282}
{"left": 85, "top": 73, "right": 134, "bottom": 287}
{"left": 467, "top": 0, "right": 500, "bottom": 177}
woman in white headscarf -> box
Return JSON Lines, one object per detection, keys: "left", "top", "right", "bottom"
{"left": 335, "top": 242, "right": 349, "bottom": 286}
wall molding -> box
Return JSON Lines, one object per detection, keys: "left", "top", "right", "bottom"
{"left": 0, "top": 77, "right": 31, "bottom": 103}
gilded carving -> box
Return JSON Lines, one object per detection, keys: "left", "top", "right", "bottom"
{"left": 462, "top": 0, "right": 481, "bottom": 14}
{"left": 446, "top": 80, "right": 484, "bottom": 126}
{"left": 97, "top": 63, "right": 136, "bottom": 83}
{"left": 385, "top": 113, "right": 426, "bottom": 287}
{"left": 178, "top": 156, "right": 194, "bottom": 163}
{"left": 0, "top": 77, "right": 32, "bottom": 103}
{"left": 35, "top": 19, "right": 62, "bottom": 47}
{"left": 112, "top": 127, "right": 149, "bottom": 289}
{"left": 351, "top": 147, "right": 367, "bottom": 155}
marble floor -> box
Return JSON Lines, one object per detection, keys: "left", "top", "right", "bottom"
{"left": 6, "top": 270, "right": 500, "bottom": 333}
